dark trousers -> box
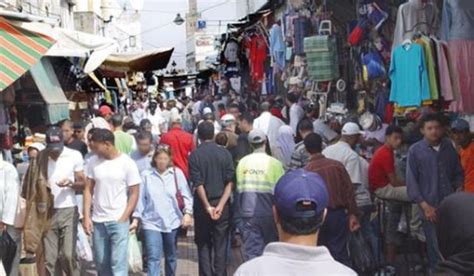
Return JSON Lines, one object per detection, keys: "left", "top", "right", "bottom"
{"left": 194, "top": 203, "right": 230, "bottom": 276}
{"left": 319, "top": 208, "right": 350, "bottom": 266}
{"left": 241, "top": 216, "right": 278, "bottom": 261}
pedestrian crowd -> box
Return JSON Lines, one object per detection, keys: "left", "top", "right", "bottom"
{"left": 0, "top": 92, "right": 473, "bottom": 276}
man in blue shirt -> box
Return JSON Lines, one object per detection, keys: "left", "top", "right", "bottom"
{"left": 406, "top": 113, "right": 464, "bottom": 270}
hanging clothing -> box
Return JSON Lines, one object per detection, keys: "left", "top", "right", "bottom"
{"left": 448, "top": 40, "right": 474, "bottom": 113}
{"left": 249, "top": 34, "right": 267, "bottom": 82}
{"left": 392, "top": 0, "right": 438, "bottom": 49}
{"left": 293, "top": 17, "right": 310, "bottom": 56}
{"left": 415, "top": 37, "right": 439, "bottom": 100}
{"left": 439, "top": 0, "right": 474, "bottom": 41}
{"left": 433, "top": 39, "right": 454, "bottom": 101}
{"left": 389, "top": 43, "right": 431, "bottom": 107}
{"left": 269, "top": 24, "right": 286, "bottom": 70}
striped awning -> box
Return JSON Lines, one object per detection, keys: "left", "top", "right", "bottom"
{"left": 0, "top": 16, "right": 55, "bottom": 91}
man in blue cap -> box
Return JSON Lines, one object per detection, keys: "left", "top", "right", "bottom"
{"left": 234, "top": 169, "right": 356, "bottom": 275}
{"left": 451, "top": 118, "right": 473, "bottom": 193}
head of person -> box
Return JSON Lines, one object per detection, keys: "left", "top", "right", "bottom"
{"left": 227, "top": 103, "right": 241, "bottom": 121}
{"left": 248, "top": 128, "right": 267, "bottom": 151}
{"left": 139, "top": 119, "right": 152, "bottom": 133}
{"left": 136, "top": 131, "right": 153, "bottom": 156}
{"left": 215, "top": 132, "right": 229, "bottom": 147}
{"left": 297, "top": 118, "right": 314, "bottom": 139}
{"left": 151, "top": 144, "right": 173, "bottom": 172}
{"left": 89, "top": 128, "right": 115, "bottom": 158}
{"left": 451, "top": 119, "right": 471, "bottom": 148}
{"left": 419, "top": 113, "right": 443, "bottom": 144}
{"left": 341, "top": 122, "right": 364, "bottom": 147}
{"left": 27, "top": 142, "right": 45, "bottom": 159}
{"left": 221, "top": 114, "right": 237, "bottom": 133}
{"left": 58, "top": 119, "right": 74, "bottom": 144}
{"left": 198, "top": 121, "right": 215, "bottom": 142}
{"left": 45, "top": 126, "right": 65, "bottom": 160}
{"left": 436, "top": 193, "right": 474, "bottom": 275}
{"left": 111, "top": 114, "right": 124, "bottom": 130}
{"left": 73, "top": 121, "right": 85, "bottom": 141}
{"left": 286, "top": 92, "right": 299, "bottom": 106}
{"left": 170, "top": 114, "right": 183, "bottom": 129}
{"left": 260, "top": 102, "right": 271, "bottom": 113}
{"left": 149, "top": 101, "right": 158, "bottom": 115}
{"left": 167, "top": 100, "right": 177, "bottom": 110}
{"left": 203, "top": 112, "right": 215, "bottom": 123}
{"left": 99, "top": 105, "right": 113, "bottom": 121}
{"left": 239, "top": 112, "right": 254, "bottom": 134}
{"left": 273, "top": 169, "right": 329, "bottom": 244}
{"left": 385, "top": 125, "right": 404, "bottom": 150}
{"left": 304, "top": 133, "right": 323, "bottom": 155}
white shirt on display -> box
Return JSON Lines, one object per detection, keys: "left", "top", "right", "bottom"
{"left": 87, "top": 154, "right": 141, "bottom": 223}
{"left": 48, "top": 147, "right": 84, "bottom": 209}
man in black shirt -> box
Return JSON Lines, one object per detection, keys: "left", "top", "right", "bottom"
{"left": 189, "top": 121, "right": 235, "bottom": 276}
{"left": 59, "top": 120, "right": 88, "bottom": 157}
{"left": 235, "top": 112, "right": 254, "bottom": 163}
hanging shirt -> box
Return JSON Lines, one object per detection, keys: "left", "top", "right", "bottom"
{"left": 269, "top": 24, "right": 286, "bottom": 70}
{"left": 389, "top": 43, "right": 431, "bottom": 107}
{"left": 249, "top": 34, "right": 267, "bottom": 82}
{"left": 433, "top": 39, "right": 455, "bottom": 101}
{"left": 439, "top": 0, "right": 474, "bottom": 41}
{"left": 415, "top": 37, "right": 439, "bottom": 100}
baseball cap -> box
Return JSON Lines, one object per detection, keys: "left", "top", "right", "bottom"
{"left": 45, "top": 126, "right": 64, "bottom": 152}
{"left": 99, "top": 105, "right": 113, "bottom": 117}
{"left": 203, "top": 107, "right": 213, "bottom": 115}
{"left": 451, "top": 119, "right": 470, "bottom": 132}
{"left": 274, "top": 169, "right": 329, "bottom": 219}
{"left": 341, "top": 122, "right": 365, "bottom": 136}
{"left": 221, "top": 114, "right": 236, "bottom": 122}
{"left": 28, "top": 142, "right": 45, "bottom": 152}
{"left": 248, "top": 129, "right": 266, "bottom": 144}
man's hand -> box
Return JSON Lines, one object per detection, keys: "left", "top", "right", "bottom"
{"left": 348, "top": 215, "right": 361, "bottom": 232}
{"left": 129, "top": 219, "right": 139, "bottom": 234}
{"left": 56, "top": 178, "right": 73, "bottom": 188}
{"left": 181, "top": 214, "right": 193, "bottom": 228}
{"left": 213, "top": 204, "right": 224, "bottom": 221}
{"left": 421, "top": 202, "right": 437, "bottom": 223}
{"left": 206, "top": 206, "right": 216, "bottom": 219}
{"left": 82, "top": 217, "right": 93, "bottom": 235}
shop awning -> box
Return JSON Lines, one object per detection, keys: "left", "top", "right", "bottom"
{"left": 0, "top": 16, "right": 55, "bottom": 91}
{"left": 100, "top": 48, "right": 174, "bottom": 72}
{"left": 10, "top": 20, "right": 119, "bottom": 74}
{"left": 30, "top": 58, "right": 69, "bottom": 124}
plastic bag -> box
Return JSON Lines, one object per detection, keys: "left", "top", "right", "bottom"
{"left": 76, "top": 225, "right": 93, "bottom": 263}
{"left": 348, "top": 230, "right": 376, "bottom": 274}
{"left": 0, "top": 231, "right": 17, "bottom": 275}
{"left": 128, "top": 234, "right": 143, "bottom": 273}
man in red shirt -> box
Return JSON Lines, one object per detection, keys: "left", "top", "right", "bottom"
{"left": 160, "top": 114, "right": 195, "bottom": 179}
{"left": 369, "top": 125, "right": 408, "bottom": 200}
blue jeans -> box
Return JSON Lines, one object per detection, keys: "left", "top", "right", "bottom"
{"left": 422, "top": 219, "right": 440, "bottom": 270}
{"left": 143, "top": 229, "right": 178, "bottom": 276}
{"left": 359, "top": 205, "right": 380, "bottom": 266}
{"left": 93, "top": 221, "right": 129, "bottom": 276}
{"left": 241, "top": 216, "right": 278, "bottom": 261}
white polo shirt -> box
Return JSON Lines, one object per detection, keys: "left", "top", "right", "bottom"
{"left": 48, "top": 147, "right": 84, "bottom": 209}
{"left": 87, "top": 154, "right": 141, "bottom": 223}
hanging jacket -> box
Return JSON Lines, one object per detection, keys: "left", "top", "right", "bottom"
{"left": 22, "top": 150, "right": 54, "bottom": 254}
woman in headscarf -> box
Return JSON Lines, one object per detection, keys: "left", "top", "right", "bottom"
{"left": 436, "top": 192, "right": 474, "bottom": 275}
{"left": 272, "top": 125, "right": 295, "bottom": 170}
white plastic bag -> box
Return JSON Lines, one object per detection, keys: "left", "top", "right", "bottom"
{"left": 128, "top": 234, "right": 143, "bottom": 273}
{"left": 0, "top": 261, "right": 6, "bottom": 276}
{"left": 76, "top": 224, "right": 93, "bottom": 263}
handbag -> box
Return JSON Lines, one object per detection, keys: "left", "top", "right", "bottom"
{"left": 173, "top": 168, "right": 185, "bottom": 212}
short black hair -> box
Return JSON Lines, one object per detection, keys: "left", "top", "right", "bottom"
{"left": 136, "top": 131, "right": 153, "bottom": 142}
{"left": 385, "top": 125, "right": 403, "bottom": 136}
{"left": 215, "top": 132, "right": 228, "bottom": 146}
{"left": 240, "top": 112, "right": 254, "bottom": 125}
{"left": 139, "top": 119, "right": 152, "bottom": 128}
{"left": 304, "top": 133, "right": 323, "bottom": 154}
{"left": 89, "top": 128, "right": 115, "bottom": 145}
{"left": 280, "top": 213, "right": 324, "bottom": 235}
{"left": 227, "top": 102, "right": 240, "bottom": 111}
{"left": 87, "top": 127, "right": 100, "bottom": 138}
{"left": 419, "top": 113, "right": 443, "bottom": 128}
{"left": 111, "top": 114, "right": 124, "bottom": 128}
{"left": 198, "top": 121, "right": 215, "bottom": 141}
{"left": 297, "top": 118, "right": 314, "bottom": 133}
{"left": 287, "top": 93, "right": 299, "bottom": 104}
{"left": 58, "top": 119, "right": 73, "bottom": 129}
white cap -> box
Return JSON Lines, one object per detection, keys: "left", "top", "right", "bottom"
{"left": 221, "top": 114, "right": 236, "bottom": 122}
{"left": 28, "top": 142, "right": 45, "bottom": 152}
{"left": 341, "top": 122, "right": 365, "bottom": 136}
{"left": 203, "top": 107, "right": 213, "bottom": 115}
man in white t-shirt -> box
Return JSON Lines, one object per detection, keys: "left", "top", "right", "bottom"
{"left": 43, "top": 127, "right": 85, "bottom": 276}
{"left": 83, "top": 128, "right": 141, "bottom": 275}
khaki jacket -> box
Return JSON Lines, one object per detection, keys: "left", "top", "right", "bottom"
{"left": 21, "top": 150, "right": 53, "bottom": 253}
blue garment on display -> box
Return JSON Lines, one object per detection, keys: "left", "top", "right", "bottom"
{"left": 389, "top": 43, "right": 431, "bottom": 107}
{"left": 269, "top": 24, "right": 286, "bottom": 70}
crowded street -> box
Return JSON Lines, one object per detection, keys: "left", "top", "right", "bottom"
{"left": 1, "top": 0, "right": 474, "bottom": 276}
